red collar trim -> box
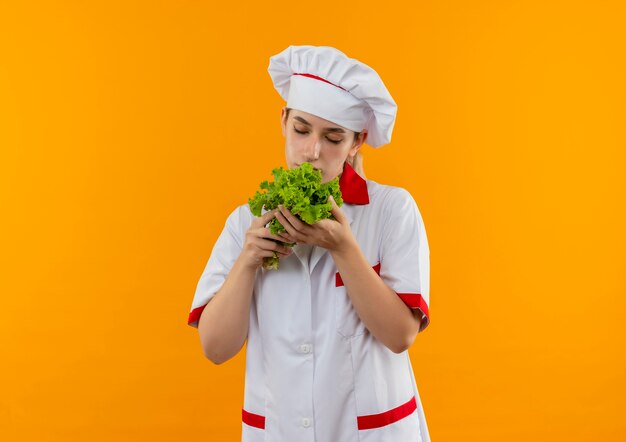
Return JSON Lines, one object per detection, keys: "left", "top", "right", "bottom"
{"left": 339, "top": 162, "right": 369, "bottom": 205}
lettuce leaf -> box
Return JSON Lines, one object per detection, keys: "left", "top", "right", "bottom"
{"left": 248, "top": 162, "right": 344, "bottom": 269}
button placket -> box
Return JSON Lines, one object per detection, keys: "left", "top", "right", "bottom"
{"left": 292, "top": 247, "right": 314, "bottom": 438}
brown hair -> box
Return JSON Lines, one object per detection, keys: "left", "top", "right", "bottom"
{"left": 284, "top": 107, "right": 366, "bottom": 179}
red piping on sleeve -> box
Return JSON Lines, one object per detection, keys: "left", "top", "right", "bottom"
{"left": 242, "top": 409, "right": 266, "bottom": 429}
{"left": 187, "top": 304, "right": 207, "bottom": 327}
{"left": 397, "top": 293, "right": 429, "bottom": 319}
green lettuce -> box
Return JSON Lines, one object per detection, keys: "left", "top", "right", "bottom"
{"left": 248, "top": 162, "right": 344, "bottom": 269}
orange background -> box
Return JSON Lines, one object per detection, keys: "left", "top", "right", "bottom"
{"left": 1, "top": 1, "right": 625, "bottom": 441}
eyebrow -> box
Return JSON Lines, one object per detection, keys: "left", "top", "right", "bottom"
{"left": 293, "top": 116, "right": 346, "bottom": 133}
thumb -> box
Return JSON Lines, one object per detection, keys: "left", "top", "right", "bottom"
{"left": 328, "top": 195, "right": 347, "bottom": 223}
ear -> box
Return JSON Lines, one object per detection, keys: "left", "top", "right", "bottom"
{"left": 349, "top": 130, "right": 368, "bottom": 157}
{"left": 280, "top": 107, "right": 287, "bottom": 137}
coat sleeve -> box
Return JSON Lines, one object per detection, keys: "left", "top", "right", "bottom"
{"left": 187, "top": 205, "right": 248, "bottom": 328}
{"left": 378, "top": 187, "right": 431, "bottom": 332}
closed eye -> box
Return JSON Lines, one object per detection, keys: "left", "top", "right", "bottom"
{"left": 293, "top": 127, "right": 343, "bottom": 144}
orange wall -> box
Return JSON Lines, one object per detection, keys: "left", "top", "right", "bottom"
{"left": 1, "top": 1, "right": 625, "bottom": 441}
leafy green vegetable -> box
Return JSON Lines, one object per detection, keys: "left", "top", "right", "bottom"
{"left": 248, "top": 162, "right": 344, "bottom": 269}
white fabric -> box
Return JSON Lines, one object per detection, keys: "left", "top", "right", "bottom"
{"left": 189, "top": 181, "right": 431, "bottom": 441}
{"left": 287, "top": 74, "right": 369, "bottom": 133}
{"left": 294, "top": 243, "right": 315, "bottom": 267}
{"left": 268, "top": 45, "right": 398, "bottom": 148}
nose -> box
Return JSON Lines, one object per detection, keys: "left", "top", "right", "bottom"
{"left": 304, "top": 134, "right": 321, "bottom": 161}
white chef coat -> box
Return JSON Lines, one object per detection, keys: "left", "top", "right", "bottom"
{"left": 188, "top": 163, "right": 431, "bottom": 441}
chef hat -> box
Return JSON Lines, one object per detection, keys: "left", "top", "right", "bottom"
{"left": 268, "top": 45, "right": 397, "bottom": 148}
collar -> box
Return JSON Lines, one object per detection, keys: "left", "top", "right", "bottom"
{"left": 338, "top": 162, "right": 369, "bottom": 205}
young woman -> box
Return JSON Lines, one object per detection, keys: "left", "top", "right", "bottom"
{"left": 188, "top": 45, "right": 431, "bottom": 442}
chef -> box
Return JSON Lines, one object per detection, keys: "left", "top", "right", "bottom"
{"left": 188, "top": 45, "right": 432, "bottom": 442}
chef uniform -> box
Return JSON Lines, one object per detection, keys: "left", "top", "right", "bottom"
{"left": 188, "top": 45, "right": 432, "bottom": 442}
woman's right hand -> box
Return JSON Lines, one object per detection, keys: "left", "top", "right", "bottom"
{"left": 240, "top": 209, "right": 294, "bottom": 270}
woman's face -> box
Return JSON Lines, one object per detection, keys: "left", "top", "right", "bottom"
{"left": 281, "top": 108, "right": 367, "bottom": 183}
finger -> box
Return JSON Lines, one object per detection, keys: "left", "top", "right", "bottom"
{"left": 253, "top": 208, "right": 278, "bottom": 228}
{"left": 259, "top": 227, "right": 289, "bottom": 242}
{"left": 256, "top": 237, "right": 293, "bottom": 255}
{"left": 276, "top": 210, "right": 316, "bottom": 245}
{"left": 274, "top": 210, "right": 299, "bottom": 237}
{"left": 276, "top": 211, "right": 311, "bottom": 244}
{"left": 328, "top": 195, "right": 347, "bottom": 224}
{"left": 277, "top": 247, "right": 294, "bottom": 256}
{"left": 278, "top": 232, "right": 297, "bottom": 244}
{"left": 278, "top": 205, "right": 308, "bottom": 231}
{"left": 271, "top": 244, "right": 294, "bottom": 256}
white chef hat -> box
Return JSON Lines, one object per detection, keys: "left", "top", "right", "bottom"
{"left": 268, "top": 45, "right": 397, "bottom": 148}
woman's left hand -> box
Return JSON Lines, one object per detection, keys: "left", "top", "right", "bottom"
{"left": 275, "top": 195, "right": 355, "bottom": 253}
